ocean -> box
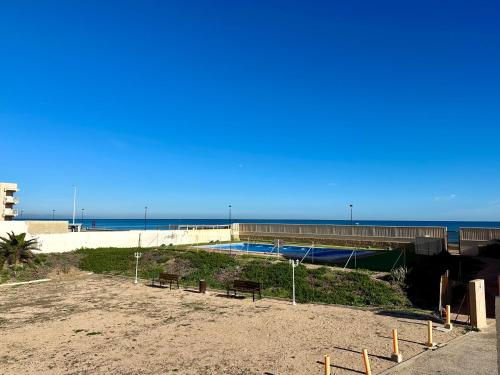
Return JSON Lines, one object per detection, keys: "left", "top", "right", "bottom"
{"left": 25, "top": 218, "right": 500, "bottom": 244}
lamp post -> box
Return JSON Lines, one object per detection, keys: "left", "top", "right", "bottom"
{"left": 349, "top": 204, "right": 356, "bottom": 268}
{"left": 72, "top": 186, "right": 77, "bottom": 225}
{"left": 228, "top": 204, "right": 232, "bottom": 255}
{"left": 134, "top": 252, "right": 142, "bottom": 284}
{"left": 81, "top": 208, "right": 85, "bottom": 227}
{"left": 52, "top": 209, "right": 56, "bottom": 220}
{"left": 144, "top": 206, "right": 148, "bottom": 230}
{"left": 289, "top": 259, "right": 299, "bottom": 305}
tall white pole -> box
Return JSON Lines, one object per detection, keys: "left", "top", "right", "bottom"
{"left": 72, "top": 186, "right": 77, "bottom": 225}
{"left": 134, "top": 252, "right": 142, "bottom": 284}
{"left": 289, "top": 259, "right": 298, "bottom": 306}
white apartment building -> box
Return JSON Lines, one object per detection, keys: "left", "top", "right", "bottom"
{"left": 0, "top": 182, "right": 19, "bottom": 221}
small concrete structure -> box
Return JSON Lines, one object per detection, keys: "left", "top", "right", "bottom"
{"left": 496, "top": 296, "right": 500, "bottom": 375}
{"left": 26, "top": 220, "right": 69, "bottom": 234}
{"left": 469, "top": 279, "right": 487, "bottom": 329}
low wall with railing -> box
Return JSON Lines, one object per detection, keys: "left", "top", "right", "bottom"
{"left": 233, "top": 223, "right": 448, "bottom": 249}
{"left": 460, "top": 227, "right": 500, "bottom": 256}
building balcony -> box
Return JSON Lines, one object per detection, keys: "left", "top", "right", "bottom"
{"left": 1, "top": 183, "right": 19, "bottom": 193}
{"left": 3, "top": 196, "right": 19, "bottom": 204}
{"left": 2, "top": 208, "right": 18, "bottom": 217}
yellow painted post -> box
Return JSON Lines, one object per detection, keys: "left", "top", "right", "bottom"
{"left": 391, "top": 328, "right": 403, "bottom": 362}
{"left": 426, "top": 320, "right": 434, "bottom": 348}
{"left": 444, "top": 305, "right": 453, "bottom": 330}
{"left": 324, "top": 354, "right": 330, "bottom": 375}
{"left": 362, "top": 349, "right": 372, "bottom": 375}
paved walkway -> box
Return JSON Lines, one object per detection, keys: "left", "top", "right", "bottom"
{"left": 382, "top": 323, "right": 497, "bottom": 375}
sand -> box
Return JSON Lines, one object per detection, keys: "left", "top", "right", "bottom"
{"left": 0, "top": 274, "right": 465, "bottom": 375}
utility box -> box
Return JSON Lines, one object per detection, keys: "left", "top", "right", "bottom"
{"left": 469, "top": 279, "right": 487, "bottom": 329}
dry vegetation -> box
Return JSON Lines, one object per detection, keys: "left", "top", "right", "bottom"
{"left": 0, "top": 274, "right": 465, "bottom": 375}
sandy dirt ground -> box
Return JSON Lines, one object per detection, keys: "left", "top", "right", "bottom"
{"left": 0, "top": 274, "right": 465, "bottom": 375}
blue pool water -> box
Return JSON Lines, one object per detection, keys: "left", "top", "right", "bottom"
{"left": 201, "top": 242, "right": 374, "bottom": 263}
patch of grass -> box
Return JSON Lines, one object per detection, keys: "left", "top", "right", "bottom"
{"left": 336, "top": 249, "right": 415, "bottom": 272}
{"left": 76, "top": 246, "right": 409, "bottom": 308}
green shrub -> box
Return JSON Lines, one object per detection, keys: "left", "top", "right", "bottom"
{"left": 74, "top": 247, "right": 409, "bottom": 308}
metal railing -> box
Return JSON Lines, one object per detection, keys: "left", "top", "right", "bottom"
{"left": 2, "top": 208, "right": 18, "bottom": 217}
{"left": 236, "top": 223, "right": 447, "bottom": 240}
{"left": 3, "top": 196, "right": 19, "bottom": 204}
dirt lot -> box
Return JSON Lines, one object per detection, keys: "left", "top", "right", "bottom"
{"left": 0, "top": 274, "right": 465, "bottom": 375}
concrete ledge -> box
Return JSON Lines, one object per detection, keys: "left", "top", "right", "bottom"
{"left": 0, "top": 278, "right": 51, "bottom": 287}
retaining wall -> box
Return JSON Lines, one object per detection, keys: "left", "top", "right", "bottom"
{"left": 460, "top": 227, "right": 500, "bottom": 256}
{"left": 31, "top": 228, "right": 231, "bottom": 253}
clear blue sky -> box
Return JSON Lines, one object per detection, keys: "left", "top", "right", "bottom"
{"left": 1, "top": 1, "right": 499, "bottom": 220}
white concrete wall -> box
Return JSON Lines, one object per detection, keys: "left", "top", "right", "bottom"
{"left": 0, "top": 221, "right": 29, "bottom": 238}
{"left": 31, "top": 229, "right": 231, "bottom": 253}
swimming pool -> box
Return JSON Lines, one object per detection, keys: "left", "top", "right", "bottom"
{"left": 200, "top": 242, "right": 374, "bottom": 263}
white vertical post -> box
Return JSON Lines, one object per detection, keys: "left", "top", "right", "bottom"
{"left": 289, "top": 259, "right": 299, "bottom": 305}
{"left": 134, "top": 252, "right": 142, "bottom": 284}
{"left": 72, "top": 186, "right": 77, "bottom": 225}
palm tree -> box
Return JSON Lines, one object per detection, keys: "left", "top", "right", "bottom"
{"left": 0, "top": 232, "right": 39, "bottom": 269}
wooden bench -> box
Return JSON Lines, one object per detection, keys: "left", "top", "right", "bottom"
{"left": 151, "top": 272, "right": 180, "bottom": 289}
{"left": 227, "top": 279, "right": 262, "bottom": 302}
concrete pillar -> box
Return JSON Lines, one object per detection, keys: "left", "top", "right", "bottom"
{"left": 469, "top": 279, "right": 487, "bottom": 329}
{"left": 496, "top": 297, "right": 500, "bottom": 375}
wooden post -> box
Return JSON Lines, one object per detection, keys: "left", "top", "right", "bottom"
{"left": 444, "top": 305, "right": 453, "bottom": 330}
{"left": 362, "top": 349, "right": 372, "bottom": 375}
{"left": 495, "top": 297, "right": 500, "bottom": 375}
{"left": 391, "top": 328, "right": 403, "bottom": 362}
{"left": 439, "top": 270, "right": 450, "bottom": 315}
{"left": 469, "top": 279, "right": 487, "bottom": 329}
{"left": 324, "top": 354, "right": 330, "bottom": 375}
{"left": 426, "top": 320, "right": 435, "bottom": 348}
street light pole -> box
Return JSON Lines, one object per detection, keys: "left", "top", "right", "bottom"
{"left": 144, "top": 206, "right": 148, "bottom": 230}
{"left": 52, "top": 209, "right": 55, "bottom": 220}
{"left": 81, "top": 208, "right": 85, "bottom": 227}
{"left": 72, "top": 186, "right": 77, "bottom": 225}
{"left": 289, "top": 259, "right": 299, "bottom": 305}
{"left": 228, "top": 205, "right": 232, "bottom": 255}
{"left": 349, "top": 204, "right": 356, "bottom": 268}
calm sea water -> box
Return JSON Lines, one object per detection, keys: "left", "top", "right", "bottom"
{"left": 24, "top": 218, "right": 500, "bottom": 243}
